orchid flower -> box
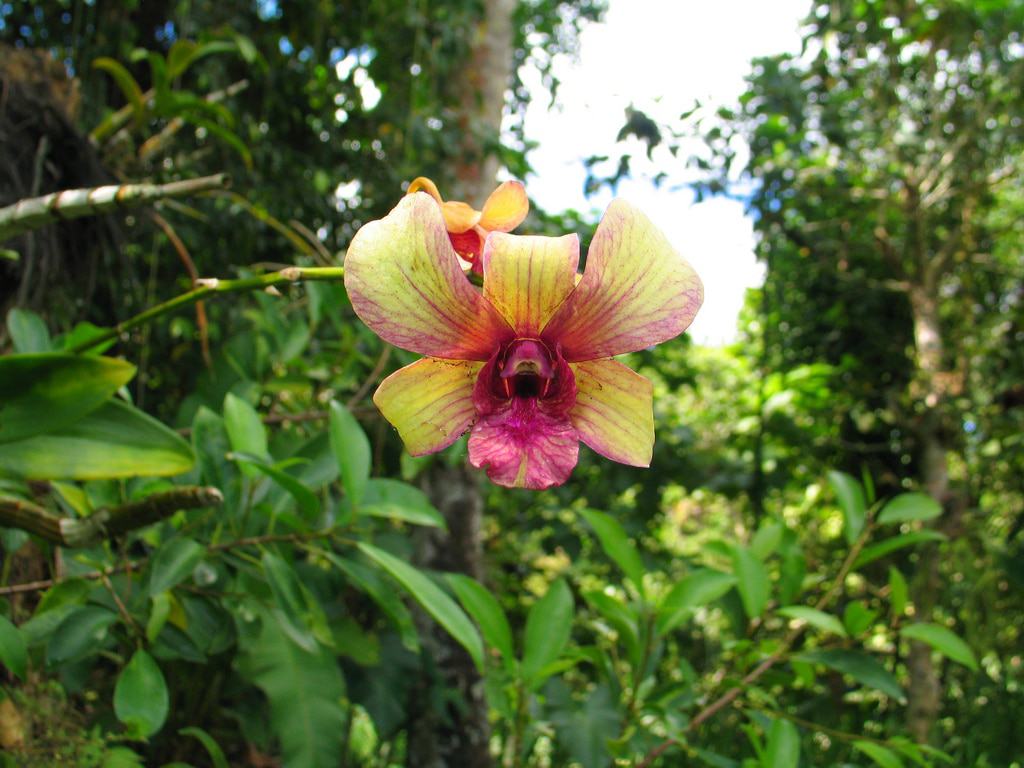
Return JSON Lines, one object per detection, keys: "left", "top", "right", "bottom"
{"left": 406, "top": 176, "right": 529, "bottom": 273}
{"left": 344, "top": 193, "right": 703, "bottom": 490}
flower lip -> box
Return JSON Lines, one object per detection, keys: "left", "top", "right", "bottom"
{"left": 499, "top": 338, "right": 553, "bottom": 380}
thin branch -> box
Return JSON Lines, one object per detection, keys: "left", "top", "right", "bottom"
{"left": 67, "top": 265, "right": 346, "bottom": 354}
{"left": 0, "top": 174, "right": 230, "bottom": 243}
{"left": 150, "top": 211, "right": 212, "bottom": 366}
{"left": 0, "top": 486, "right": 223, "bottom": 548}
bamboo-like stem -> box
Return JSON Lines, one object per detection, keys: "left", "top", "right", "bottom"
{"left": 0, "top": 174, "right": 230, "bottom": 243}
{"left": 0, "top": 486, "right": 223, "bottom": 548}
{"left": 67, "top": 266, "right": 345, "bottom": 354}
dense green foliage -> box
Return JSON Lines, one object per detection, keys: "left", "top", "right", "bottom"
{"left": 1, "top": 1, "right": 1021, "bottom": 767}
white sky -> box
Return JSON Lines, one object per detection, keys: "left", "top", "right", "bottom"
{"left": 518, "top": 0, "right": 810, "bottom": 345}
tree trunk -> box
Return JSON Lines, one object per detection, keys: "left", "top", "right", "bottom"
{"left": 905, "top": 282, "right": 949, "bottom": 744}
{"left": 407, "top": 1, "right": 516, "bottom": 765}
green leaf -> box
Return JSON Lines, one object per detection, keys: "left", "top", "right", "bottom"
{"left": 47, "top": 606, "right": 118, "bottom": 664}
{"left": 357, "top": 542, "right": 483, "bottom": 671}
{"left": 179, "top": 727, "right": 229, "bottom": 768}
{"left": 795, "top": 649, "right": 904, "bottom": 701}
{"left": 59, "top": 321, "right": 115, "bottom": 355}
{"left": 235, "top": 603, "right": 345, "bottom": 768}
{"left": 445, "top": 573, "right": 515, "bottom": 667}
{"left": 329, "top": 401, "right": 371, "bottom": 507}
{"left": 148, "top": 537, "right": 204, "bottom": 596}
{"left": 583, "top": 590, "right": 640, "bottom": 663}
{"left": 0, "top": 614, "right": 28, "bottom": 679}
{"left": 223, "top": 393, "right": 268, "bottom": 477}
{"left": 0, "top": 399, "right": 194, "bottom": 480}
{"left": 361, "top": 479, "right": 445, "bottom": 528}
{"left": 521, "top": 578, "right": 574, "bottom": 689}
{"left": 147, "top": 592, "right": 172, "bottom": 644}
{"left": 853, "top": 741, "right": 904, "bottom": 768}
{"left": 179, "top": 726, "right": 230, "bottom": 768}
{"left": 262, "top": 552, "right": 319, "bottom": 652}
{"left": 853, "top": 530, "right": 946, "bottom": 569}
{"left": 888, "top": 567, "right": 908, "bottom": 618}
{"left": 750, "top": 521, "right": 783, "bottom": 560}
{"left": 7, "top": 308, "right": 51, "bottom": 352}
{"left": 93, "top": 57, "right": 147, "bottom": 125}
{"left": 777, "top": 606, "right": 847, "bottom": 637}
{"left": 763, "top": 718, "right": 800, "bottom": 768}
{"left": 877, "top": 493, "right": 942, "bottom": 525}
{"left": 900, "top": 623, "right": 978, "bottom": 671}
{"left": 231, "top": 452, "right": 319, "bottom": 520}
{"left": 579, "top": 509, "right": 645, "bottom": 596}
{"left": 114, "top": 650, "right": 169, "bottom": 737}
{"left": 843, "top": 601, "right": 878, "bottom": 636}
{"left": 732, "top": 546, "right": 770, "bottom": 620}
{"left": 326, "top": 554, "right": 417, "bottom": 650}
{"left": 828, "top": 470, "right": 866, "bottom": 544}
{"left": 656, "top": 568, "right": 736, "bottom": 635}
{"left": 0, "top": 354, "right": 135, "bottom": 444}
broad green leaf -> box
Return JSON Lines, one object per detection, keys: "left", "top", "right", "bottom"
{"left": 732, "top": 546, "right": 770, "bottom": 620}
{"left": 828, "top": 470, "right": 866, "bottom": 544}
{"left": 357, "top": 542, "right": 482, "bottom": 671}
{"left": 795, "top": 649, "right": 904, "bottom": 700}
{"left": 445, "top": 573, "right": 515, "bottom": 667}
{"left": 843, "top": 601, "right": 878, "bottom": 636}
{"left": 35, "top": 579, "right": 91, "bottom": 616}
{"left": 579, "top": 509, "right": 645, "bottom": 596}
{"left": 231, "top": 452, "right": 319, "bottom": 520}
{"left": 656, "top": 569, "right": 736, "bottom": 635}
{"left": 521, "top": 578, "right": 574, "bottom": 689}
{"left": 223, "top": 393, "right": 268, "bottom": 477}
{"left": 114, "top": 650, "right": 169, "bottom": 737}
{"left": 548, "top": 683, "right": 618, "bottom": 768}
{"left": 148, "top": 537, "right": 204, "bottom": 596}
{"left": 853, "top": 741, "right": 904, "bottom": 768}
{"left": 777, "top": 606, "right": 847, "bottom": 637}
{"left": 179, "top": 726, "right": 230, "bottom": 768}
{"left": 262, "top": 552, "right": 319, "bottom": 652}
{"left": 0, "top": 614, "right": 27, "bottom": 679}
{"left": 854, "top": 530, "right": 946, "bottom": 569}
{"left": 47, "top": 606, "right": 118, "bottom": 664}
{"left": 235, "top": 603, "right": 345, "bottom": 768}
{"left": 0, "top": 354, "right": 135, "bottom": 444}
{"left": 361, "top": 478, "right": 445, "bottom": 528}
{"left": 900, "top": 623, "right": 978, "bottom": 671}
{"left": 878, "top": 493, "right": 942, "bottom": 525}
{"left": 329, "top": 401, "right": 371, "bottom": 507}
{"left": 7, "top": 308, "right": 51, "bottom": 352}
{"left": 750, "top": 521, "right": 783, "bottom": 560}
{"left": 326, "top": 554, "right": 418, "bottom": 651}
{"left": 889, "top": 567, "right": 908, "bottom": 618}
{"left": 59, "top": 321, "right": 115, "bottom": 355}
{"left": 764, "top": 718, "right": 800, "bottom": 768}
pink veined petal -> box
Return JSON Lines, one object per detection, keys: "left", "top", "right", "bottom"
{"left": 468, "top": 398, "right": 579, "bottom": 490}
{"left": 344, "top": 194, "right": 513, "bottom": 360}
{"left": 373, "top": 358, "right": 483, "bottom": 456}
{"left": 541, "top": 199, "right": 704, "bottom": 361}
{"left": 569, "top": 359, "right": 654, "bottom": 467}
{"left": 482, "top": 233, "right": 580, "bottom": 337}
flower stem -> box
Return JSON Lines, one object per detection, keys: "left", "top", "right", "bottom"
{"left": 68, "top": 265, "right": 345, "bottom": 354}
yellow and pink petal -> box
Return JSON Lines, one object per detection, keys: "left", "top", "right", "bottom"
{"left": 343, "top": 194, "right": 513, "bottom": 361}
{"left": 541, "top": 199, "right": 703, "bottom": 361}
{"left": 482, "top": 233, "right": 580, "bottom": 337}
{"left": 570, "top": 359, "right": 654, "bottom": 467}
{"left": 373, "top": 358, "right": 483, "bottom": 456}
